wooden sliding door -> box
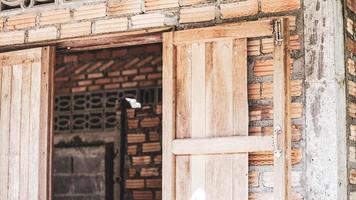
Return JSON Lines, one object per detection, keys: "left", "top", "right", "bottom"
{"left": 162, "top": 19, "right": 291, "bottom": 200}
{"left": 0, "top": 47, "right": 55, "bottom": 200}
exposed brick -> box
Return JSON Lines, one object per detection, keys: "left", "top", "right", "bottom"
{"left": 96, "top": 50, "right": 112, "bottom": 60}
{"left": 140, "top": 168, "right": 159, "bottom": 177}
{"left": 128, "top": 145, "right": 138, "bottom": 155}
{"left": 132, "top": 156, "right": 151, "bottom": 165}
{"left": 88, "top": 73, "right": 104, "bottom": 79}
{"left": 108, "top": 0, "right": 142, "bottom": 16}
{"left": 180, "top": 6, "right": 216, "bottom": 23}
{"left": 7, "top": 13, "right": 36, "bottom": 30}
{"left": 247, "top": 39, "right": 261, "bottom": 56}
{"left": 104, "top": 83, "right": 121, "bottom": 90}
{"left": 248, "top": 83, "right": 261, "bottom": 100}
{"left": 142, "top": 142, "right": 161, "bottom": 152}
{"left": 146, "top": 179, "right": 161, "bottom": 188}
{"left": 94, "top": 17, "right": 128, "bottom": 34}
{"left": 73, "top": 4, "right": 107, "bottom": 21}
{"left": 95, "top": 78, "right": 111, "bottom": 85}
{"left": 72, "top": 86, "right": 86, "bottom": 93}
{"left": 145, "top": 0, "right": 179, "bottom": 10}
{"left": 79, "top": 53, "right": 96, "bottom": 61}
{"left": 40, "top": 9, "right": 71, "bottom": 25}
{"left": 154, "top": 155, "right": 162, "bottom": 164}
{"left": 147, "top": 73, "right": 161, "bottom": 79}
{"left": 0, "top": 30, "right": 25, "bottom": 45}
{"left": 220, "top": 0, "right": 258, "bottom": 19}
{"left": 61, "top": 21, "right": 92, "bottom": 38}
{"left": 149, "top": 132, "right": 160, "bottom": 141}
{"left": 347, "top": 0, "right": 356, "bottom": 13}
{"left": 122, "top": 81, "right": 138, "bottom": 88}
{"left": 112, "top": 49, "right": 128, "bottom": 57}
{"left": 249, "top": 171, "right": 259, "bottom": 187}
{"left": 133, "top": 191, "right": 153, "bottom": 199}
{"left": 254, "top": 59, "right": 273, "bottom": 77}
{"left": 131, "top": 13, "right": 177, "bottom": 29}
{"left": 128, "top": 119, "right": 139, "bottom": 129}
{"left": 181, "top": 0, "right": 207, "bottom": 6}
{"left": 78, "top": 80, "right": 92, "bottom": 86}
{"left": 126, "top": 179, "right": 145, "bottom": 189}
{"left": 28, "top": 26, "right": 58, "bottom": 42}
{"left": 127, "top": 134, "right": 146, "bottom": 143}
{"left": 122, "top": 69, "right": 138, "bottom": 75}
{"left": 0, "top": 18, "right": 3, "bottom": 31}
{"left": 351, "top": 169, "right": 356, "bottom": 184}
{"left": 139, "top": 80, "right": 155, "bottom": 87}
{"left": 64, "top": 55, "right": 78, "bottom": 63}
{"left": 261, "top": 0, "right": 301, "bottom": 13}
{"left": 140, "top": 117, "right": 160, "bottom": 127}
{"left": 129, "top": 168, "right": 137, "bottom": 177}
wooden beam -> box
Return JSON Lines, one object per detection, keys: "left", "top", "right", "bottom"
{"left": 273, "top": 18, "right": 291, "bottom": 200}
{"left": 0, "top": 27, "right": 171, "bottom": 53}
{"left": 172, "top": 136, "right": 273, "bottom": 155}
{"left": 174, "top": 19, "right": 273, "bottom": 44}
{"left": 162, "top": 32, "right": 176, "bottom": 200}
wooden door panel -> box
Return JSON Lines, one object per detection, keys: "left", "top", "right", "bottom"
{"left": 0, "top": 47, "right": 54, "bottom": 200}
{"left": 163, "top": 19, "right": 290, "bottom": 200}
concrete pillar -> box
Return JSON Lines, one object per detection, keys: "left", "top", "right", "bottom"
{"left": 304, "top": 0, "right": 347, "bottom": 199}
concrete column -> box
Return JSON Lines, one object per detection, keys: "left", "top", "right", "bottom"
{"left": 304, "top": 0, "right": 347, "bottom": 199}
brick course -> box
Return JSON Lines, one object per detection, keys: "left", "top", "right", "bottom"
{"left": 344, "top": 0, "right": 356, "bottom": 198}
{"left": 0, "top": 0, "right": 301, "bottom": 46}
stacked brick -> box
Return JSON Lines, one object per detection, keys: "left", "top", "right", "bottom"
{"left": 0, "top": 0, "right": 301, "bottom": 46}
{"left": 345, "top": 0, "right": 356, "bottom": 199}
{"left": 55, "top": 44, "right": 162, "bottom": 94}
{"left": 246, "top": 27, "right": 304, "bottom": 198}
{"left": 124, "top": 105, "right": 162, "bottom": 200}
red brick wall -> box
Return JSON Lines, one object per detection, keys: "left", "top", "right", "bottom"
{"left": 55, "top": 44, "right": 162, "bottom": 95}
{"left": 125, "top": 105, "right": 162, "bottom": 200}
{"left": 54, "top": 44, "right": 163, "bottom": 200}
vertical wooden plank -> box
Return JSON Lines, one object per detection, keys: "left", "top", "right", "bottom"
{"left": 28, "top": 62, "right": 41, "bottom": 200}
{"left": 232, "top": 38, "right": 249, "bottom": 200}
{"left": 205, "top": 155, "right": 233, "bottom": 200}
{"left": 273, "top": 18, "right": 291, "bottom": 200}
{"left": 162, "top": 32, "right": 176, "bottom": 200}
{"left": 205, "top": 40, "right": 234, "bottom": 199}
{"left": 39, "top": 46, "right": 55, "bottom": 200}
{"left": 175, "top": 156, "right": 191, "bottom": 200}
{"left": 212, "top": 40, "right": 234, "bottom": 137}
{"left": 0, "top": 66, "right": 12, "bottom": 200}
{"left": 175, "top": 43, "right": 193, "bottom": 199}
{"left": 8, "top": 64, "right": 22, "bottom": 200}
{"left": 176, "top": 43, "right": 192, "bottom": 139}
{"left": 191, "top": 42, "right": 207, "bottom": 198}
{"left": 19, "top": 63, "right": 32, "bottom": 200}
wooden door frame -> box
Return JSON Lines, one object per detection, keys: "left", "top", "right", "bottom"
{"left": 0, "top": 18, "right": 291, "bottom": 200}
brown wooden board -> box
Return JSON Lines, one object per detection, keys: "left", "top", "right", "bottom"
{"left": 0, "top": 47, "right": 54, "bottom": 200}
{"left": 162, "top": 19, "right": 291, "bottom": 200}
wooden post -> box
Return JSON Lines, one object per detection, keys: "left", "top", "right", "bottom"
{"left": 273, "top": 18, "right": 291, "bottom": 200}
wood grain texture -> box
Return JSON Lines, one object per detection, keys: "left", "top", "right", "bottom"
{"left": 162, "top": 19, "right": 290, "bottom": 200}
{"left": 233, "top": 39, "right": 248, "bottom": 200}
{"left": 0, "top": 47, "right": 54, "bottom": 200}
{"left": 273, "top": 18, "right": 291, "bottom": 200}
{"left": 162, "top": 32, "right": 176, "bottom": 200}
{"left": 8, "top": 64, "right": 22, "bottom": 200}
{"left": 0, "top": 66, "right": 11, "bottom": 200}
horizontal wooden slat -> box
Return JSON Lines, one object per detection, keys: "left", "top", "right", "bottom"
{"left": 173, "top": 20, "right": 273, "bottom": 44}
{"left": 172, "top": 136, "right": 273, "bottom": 155}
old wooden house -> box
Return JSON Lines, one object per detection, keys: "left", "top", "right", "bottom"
{"left": 0, "top": 0, "right": 354, "bottom": 199}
